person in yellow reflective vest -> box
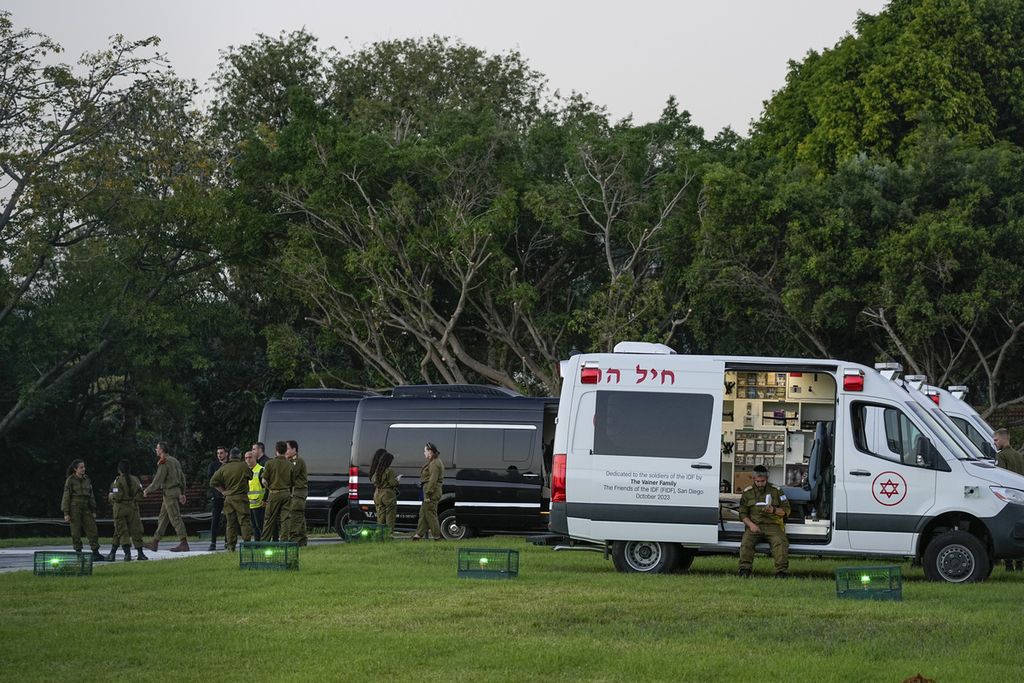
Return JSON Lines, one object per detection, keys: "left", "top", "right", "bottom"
{"left": 244, "top": 449, "right": 266, "bottom": 541}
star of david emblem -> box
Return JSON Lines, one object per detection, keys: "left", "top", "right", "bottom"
{"left": 878, "top": 478, "right": 900, "bottom": 498}
{"left": 871, "top": 471, "right": 907, "bottom": 506}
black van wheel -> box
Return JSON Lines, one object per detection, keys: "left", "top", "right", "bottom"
{"left": 611, "top": 540, "right": 678, "bottom": 574}
{"left": 671, "top": 548, "right": 696, "bottom": 573}
{"left": 439, "top": 509, "right": 473, "bottom": 540}
{"left": 333, "top": 507, "right": 350, "bottom": 539}
{"left": 922, "top": 530, "right": 990, "bottom": 583}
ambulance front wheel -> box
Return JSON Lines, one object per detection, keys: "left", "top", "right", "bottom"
{"left": 922, "top": 530, "right": 990, "bottom": 583}
{"left": 611, "top": 540, "right": 678, "bottom": 574}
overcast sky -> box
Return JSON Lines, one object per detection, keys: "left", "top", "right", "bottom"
{"left": 6, "top": 0, "right": 888, "bottom": 135}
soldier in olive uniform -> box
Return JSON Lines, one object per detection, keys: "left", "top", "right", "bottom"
{"left": 209, "top": 447, "right": 253, "bottom": 551}
{"left": 994, "top": 429, "right": 1024, "bottom": 571}
{"left": 412, "top": 442, "right": 445, "bottom": 541}
{"left": 143, "top": 442, "right": 190, "bottom": 552}
{"left": 61, "top": 459, "right": 107, "bottom": 561}
{"left": 285, "top": 440, "right": 308, "bottom": 546}
{"left": 370, "top": 448, "right": 399, "bottom": 533}
{"left": 107, "top": 460, "right": 148, "bottom": 561}
{"left": 738, "top": 465, "right": 791, "bottom": 577}
{"left": 261, "top": 441, "right": 295, "bottom": 541}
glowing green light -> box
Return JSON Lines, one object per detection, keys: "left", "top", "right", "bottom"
{"left": 860, "top": 574, "right": 871, "bottom": 585}
{"left": 50, "top": 558, "right": 61, "bottom": 566}
{"left": 479, "top": 557, "right": 489, "bottom": 566}
{"left": 360, "top": 529, "right": 369, "bottom": 537}
{"left": 264, "top": 549, "right": 274, "bottom": 557}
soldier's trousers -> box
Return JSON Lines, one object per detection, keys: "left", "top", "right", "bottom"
{"left": 376, "top": 494, "right": 397, "bottom": 533}
{"left": 262, "top": 490, "right": 291, "bottom": 541}
{"left": 112, "top": 504, "right": 144, "bottom": 547}
{"left": 739, "top": 524, "right": 789, "bottom": 573}
{"left": 250, "top": 506, "right": 265, "bottom": 541}
{"left": 416, "top": 492, "right": 442, "bottom": 539}
{"left": 222, "top": 494, "right": 252, "bottom": 550}
{"left": 69, "top": 504, "right": 99, "bottom": 552}
{"left": 153, "top": 490, "right": 187, "bottom": 540}
{"left": 286, "top": 494, "right": 307, "bottom": 545}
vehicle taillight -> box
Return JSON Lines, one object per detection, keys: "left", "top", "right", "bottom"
{"left": 928, "top": 393, "right": 940, "bottom": 405}
{"left": 581, "top": 367, "right": 600, "bottom": 384}
{"left": 348, "top": 466, "right": 359, "bottom": 502}
{"left": 552, "top": 454, "right": 567, "bottom": 503}
{"left": 843, "top": 369, "right": 864, "bottom": 392}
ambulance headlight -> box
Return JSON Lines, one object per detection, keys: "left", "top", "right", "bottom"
{"left": 990, "top": 486, "right": 1024, "bottom": 505}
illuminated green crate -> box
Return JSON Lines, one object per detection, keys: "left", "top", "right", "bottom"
{"left": 836, "top": 565, "right": 902, "bottom": 601}
{"left": 457, "top": 548, "right": 519, "bottom": 579}
{"left": 33, "top": 551, "right": 92, "bottom": 577}
{"left": 239, "top": 542, "right": 299, "bottom": 570}
{"left": 343, "top": 522, "right": 390, "bottom": 542}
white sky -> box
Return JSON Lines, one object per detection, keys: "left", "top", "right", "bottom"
{"left": 6, "top": 0, "right": 888, "bottom": 136}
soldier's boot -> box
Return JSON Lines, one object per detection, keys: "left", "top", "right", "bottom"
{"left": 91, "top": 549, "right": 107, "bottom": 562}
{"left": 136, "top": 547, "right": 149, "bottom": 561}
{"left": 168, "top": 538, "right": 190, "bottom": 553}
{"left": 738, "top": 568, "right": 752, "bottom": 578}
{"left": 122, "top": 545, "right": 132, "bottom": 562}
{"left": 774, "top": 571, "right": 789, "bottom": 578}
{"left": 106, "top": 545, "right": 118, "bottom": 562}
{"left": 143, "top": 539, "right": 159, "bottom": 552}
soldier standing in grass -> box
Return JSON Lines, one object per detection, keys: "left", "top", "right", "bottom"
{"left": 245, "top": 448, "right": 266, "bottom": 541}
{"left": 143, "top": 442, "right": 190, "bottom": 553}
{"left": 107, "top": 460, "right": 148, "bottom": 561}
{"left": 737, "top": 464, "right": 791, "bottom": 577}
{"left": 370, "top": 448, "right": 399, "bottom": 534}
{"left": 993, "top": 429, "right": 1024, "bottom": 571}
{"left": 61, "top": 459, "right": 107, "bottom": 562}
{"left": 209, "top": 448, "right": 253, "bottom": 551}
{"left": 412, "top": 442, "right": 444, "bottom": 541}
{"left": 260, "top": 441, "right": 294, "bottom": 541}
{"left": 285, "top": 440, "right": 308, "bottom": 546}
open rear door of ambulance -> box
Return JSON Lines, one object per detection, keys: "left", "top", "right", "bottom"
{"left": 581, "top": 354, "right": 724, "bottom": 545}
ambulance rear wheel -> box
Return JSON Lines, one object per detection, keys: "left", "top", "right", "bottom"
{"left": 922, "top": 530, "right": 989, "bottom": 583}
{"left": 611, "top": 540, "right": 678, "bottom": 574}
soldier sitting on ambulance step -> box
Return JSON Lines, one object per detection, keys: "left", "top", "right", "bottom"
{"left": 738, "top": 465, "right": 791, "bottom": 578}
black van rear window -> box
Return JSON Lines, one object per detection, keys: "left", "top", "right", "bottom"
{"left": 594, "top": 391, "right": 713, "bottom": 459}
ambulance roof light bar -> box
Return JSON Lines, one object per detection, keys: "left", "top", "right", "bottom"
{"left": 612, "top": 341, "right": 676, "bottom": 355}
{"left": 948, "top": 385, "right": 969, "bottom": 401}
{"left": 905, "top": 374, "right": 927, "bottom": 391}
{"left": 873, "top": 362, "right": 903, "bottom": 381}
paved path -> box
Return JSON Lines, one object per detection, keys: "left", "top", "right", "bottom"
{"left": 0, "top": 537, "right": 342, "bottom": 573}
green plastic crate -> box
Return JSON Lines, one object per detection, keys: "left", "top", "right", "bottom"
{"left": 33, "top": 551, "right": 92, "bottom": 577}
{"left": 836, "top": 565, "right": 902, "bottom": 601}
{"left": 343, "top": 522, "right": 390, "bottom": 542}
{"left": 239, "top": 541, "right": 299, "bottom": 570}
{"left": 457, "top": 548, "right": 519, "bottom": 579}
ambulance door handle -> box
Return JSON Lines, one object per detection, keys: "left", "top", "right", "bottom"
{"left": 849, "top": 469, "right": 871, "bottom": 476}
{"left": 691, "top": 463, "right": 712, "bottom": 470}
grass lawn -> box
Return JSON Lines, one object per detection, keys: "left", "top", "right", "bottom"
{"left": 0, "top": 537, "right": 1020, "bottom": 682}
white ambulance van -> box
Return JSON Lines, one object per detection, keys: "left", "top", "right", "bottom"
{"left": 919, "top": 382, "right": 996, "bottom": 460}
{"left": 549, "top": 342, "right": 1024, "bottom": 583}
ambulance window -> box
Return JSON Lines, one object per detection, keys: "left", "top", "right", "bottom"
{"left": 950, "top": 417, "right": 996, "bottom": 459}
{"left": 594, "top": 391, "right": 713, "bottom": 459}
{"left": 851, "top": 402, "right": 933, "bottom": 468}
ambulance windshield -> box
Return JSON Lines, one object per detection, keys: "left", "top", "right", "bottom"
{"left": 906, "top": 401, "right": 978, "bottom": 461}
